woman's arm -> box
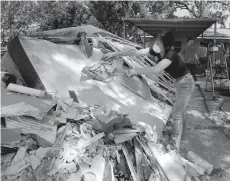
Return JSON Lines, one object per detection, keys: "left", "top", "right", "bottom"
{"left": 102, "top": 48, "right": 150, "bottom": 60}
{"left": 134, "top": 58, "right": 172, "bottom": 75}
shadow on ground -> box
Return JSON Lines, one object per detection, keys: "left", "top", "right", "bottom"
{"left": 180, "top": 85, "right": 230, "bottom": 181}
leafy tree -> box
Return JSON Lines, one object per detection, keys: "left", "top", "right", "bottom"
{"left": 1, "top": 1, "right": 38, "bottom": 43}
{"left": 37, "top": 1, "right": 91, "bottom": 30}
{"left": 173, "top": 1, "right": 230, "bottom": 27}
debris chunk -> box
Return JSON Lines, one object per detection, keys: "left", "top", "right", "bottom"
{"left": 1, "top": 128, "right": 21, "bottom": 145}
{"left": 3, "top": 160, "right": 30, "bottom": 176}
{"left": 6, "top": 116, "right": 57, "bottom": 147}
{"left": 29, "top": 154, "right": 41, "bottom": 170}
{"left": 187, "top": 151, "right": 213, "bottom": 175}
{"left": 114, "top": 133, "right": 137, "bottom": 144}
{"left": 121, "top": 144, "right": 141, "bottom": 181}
{"left": 7, "top": 83, "right": 45, "bottom": 97}
{"left": 180, "top": 157, "right": 205, "bottom": 177}
{"left": 35, "top": 147, "right": 51, "bottom": 160}
{"left": 1, "top": 102, "right": 41, "bottom": 119}
{"left": 11, "top": 146, "right": 27, "bottom": 165}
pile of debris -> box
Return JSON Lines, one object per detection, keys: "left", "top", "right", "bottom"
{"left": 1, "top": 25, "right": 215, "bottom": 181}
{"left": 1, "top": 82, "right": 214, "bottom": 181}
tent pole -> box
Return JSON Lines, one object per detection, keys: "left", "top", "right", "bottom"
{"left": 213, "top": 22, "right": 217, "bottom": 65}
{"left": 214, "top": 22, "right": 217, "bottom": 45}
{"left": 144, "top": 31, "right": 146, "bottom": 48}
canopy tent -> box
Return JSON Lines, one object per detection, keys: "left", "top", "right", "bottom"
{"left": 198, "top": 28, "right": 230, "bottom": 40}
{"left": 123, "top": 18, "right": 216, "bottom": 39}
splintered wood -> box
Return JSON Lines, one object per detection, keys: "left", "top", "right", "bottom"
{"left": 121, "top": 144, "right": 141, "bottom": 181}
{"left": 1, "top": 102, "right": 41, "bottom": 119}
{"left": 6, "top": 117, "right": 57, "bottom": 146}
{"left": 134, "top": 139, "right": 145, "bottom": 181}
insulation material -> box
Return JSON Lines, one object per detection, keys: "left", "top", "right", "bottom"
{"left": 76, "top": 77, "right": 172, "bottom": 136}
{"left": 7, "top": 36, "right": 104, "bottom": 97}
{"left": 121, "top": 74, "right": 152, "bottom": 101}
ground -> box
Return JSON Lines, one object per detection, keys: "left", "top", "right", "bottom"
{"left": 180, "top": 81, "right": 230, "bottom": 181}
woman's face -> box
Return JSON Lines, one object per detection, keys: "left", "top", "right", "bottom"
{"left": 153, "top": 37, "right": 165, "bottom": 57}
{"left": 187, "top": 39, "right": 194, "bottom": 46}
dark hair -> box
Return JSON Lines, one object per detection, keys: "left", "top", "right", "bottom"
{"left": 200, "top": 41, "right": 205, "bottom": 46}
{"left": 162, "top": 31, "right": 174, "bottom": 50}
{"left": 187, "top": 37, "right": 194, "bottom": 41}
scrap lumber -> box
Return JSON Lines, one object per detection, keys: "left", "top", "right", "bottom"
{"left": 11, "top": 147, "right": 27, "bottom": 165}
{"left": 1, "top": 102, "right": 41, "bottom": 120}
{"left": 156, "top": 150, "right": 186, "bottom": 181}
{"left": 7, "top": 83, "right": 45, "bottom": 98}
{"left": 146, "top": 139, "right": 186, "bottom": 181}
{"left": 103, "top": 159, "right": 115, "bottom": 181}
{"left": 6, "top": 116, "right": 57, "bottom": 147}
{"left": 1, "top": 87, "right": 56, "bottom": 120}
{"left": 2, "top": 160, "right": 30, "bottom": 177}
{"left": 113, "top": 126, "right": 145, "bottom": 134}
{"left": 81, "top": 132, "right": 105, "bottom": 148}
{"left": 136, "top": 137, "right": 169, "bottom": 181}
{"left": 1, "top": 128, "right": 21, "bottom": 145}
{"left": 180, "top": 157, "right": 205, "bottom": 177}
{"left": 114, "top": 133, "right": 137, "bottom": 144}
{"left": 134, "top": 139, "right": 145, "bottom": 181}
{"left": 187, "top": 151, "right": 213, "bottom": 175}
{"left": 35, "top": 124, "right": 71, "bottom": 180}
{"left": 121, "top": 144, "right": 141, "bottom": 181}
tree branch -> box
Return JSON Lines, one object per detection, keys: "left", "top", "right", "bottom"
{"left": 174, "top": 1, "right": 198, "bottom": 18}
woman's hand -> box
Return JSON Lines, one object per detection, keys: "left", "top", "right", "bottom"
{"left": 124, "top": 69, "right": 137, "bottom": 77}
{"left": 101, "top": 53, "right": 114, "bottom": 60}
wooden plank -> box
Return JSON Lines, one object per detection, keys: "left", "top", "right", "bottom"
{"left": 134, "top": 139, "right": 145, "bottom": 181}
{"left": 113, "top": 127, "right": 145, "bottom": 134}
{"left": 1, "top": 87, "right": 56, "bottom": 120}
{"left": 187, "top": 151, "right": 213, "bottom": 175}
{"left": 121, "top": 144, "right": 141, "bottom": 181}
{"left": 145, "top": 140, "right": 186, "bottom": 181}
{"left": 136, "top": 137, "right": 169, "bottom": 181}
{"left": 1, "top": 102, "right": 41, "bottom": 120}
{"left": 6, "top": 117, "right": 57, "bottom": 146}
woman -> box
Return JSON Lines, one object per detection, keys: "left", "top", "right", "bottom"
{"left": 198, "top": 41, "right": 208, "bottom": 76}
{"left": 102, "top": 32, "right": 195, "bottom": 150}
{"left": 180, "top": 37, "right": 198, "bottom": 81}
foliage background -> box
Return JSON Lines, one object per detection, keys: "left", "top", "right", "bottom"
{"left": 1, "top": 1, "right": 230, "bottom": 46}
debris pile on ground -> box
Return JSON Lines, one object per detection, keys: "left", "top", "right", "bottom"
{"left": 1, "top": 27, "right": 217, "bottom": 181}
{"left": 1, "top": 84, "right": 215, "bottom": 181}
